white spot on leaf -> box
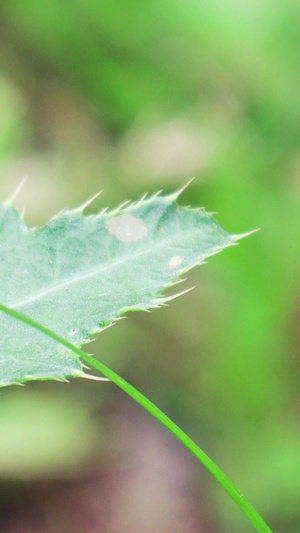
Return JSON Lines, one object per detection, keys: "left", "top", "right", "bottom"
{"left": 168, "top": 256, "right": 182, "bottom": 269}
{"left": 106, "top": 214, "right": 147, "bottom": 242}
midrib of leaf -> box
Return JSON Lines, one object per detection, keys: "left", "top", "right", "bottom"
{"left": 11, "top": 236, "right": 169, "bottom": 308}
{"left": 11, "top": 223, "right": 212, "bottom": 310}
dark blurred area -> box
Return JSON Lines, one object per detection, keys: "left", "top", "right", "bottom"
{"left": 0, "top": 1, "right": 300, "bottom": 532}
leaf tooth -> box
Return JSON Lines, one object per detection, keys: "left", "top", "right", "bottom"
{"left": 117, "top": 199, "right": 132, "bottom": 211}
{"left": 55, "top": 377, "right": 70, "bottom": 383}
{"left": 149, "top": 189, "right": 163, "bottom": 201}
{"left": 110, "top": 199, "right": 132, "bottom": 215}
{"left": 127, "top": 200, "right": 137, "bottom": 210}
{"left": 163, "top": 277, "right": 187, "bottom": 289}
{"left": 135, "top": 192, "right": 149, "bottom": 206}
{"left": 87, "top": 321, "right": 116, "bottom": 339}
{"left": 173, "top": 260, "right": 206, "bottom": 279}
{"left": 115, "top": 191, "right": 160, "bottom": 213}
{"left": 80, "top": 372, "right": 109, "bottom": 382}
{"left": 167, "top": 177, "right": 195, "bottom": 202}
{"left": 191, "top": 241, "right": 238, "bottom": 265}
{"left": 72, "top": 191, "right": 103, "bottom": 214}
{"left": 95, "top": 206, "right": 109, "bottom": 218}
{"left": 84, "top": 316, "right": 127, "bottom": 343}
{"left": 98, "top": 321, "right": 116, "bottom": 332}
{"left": 5, "top": 176, "right": 28, "bottom": 205}
{"left": 214, "top": 241, "right": 238, "bottom": 254}
{"left": 148, "top": 302, "right": 162, "bottom": 310}
{"left": 158, "top": 286, "right": 195, "bottom": 305}
{"left": 82, "top": 337, "right": 96, "bottom": 347}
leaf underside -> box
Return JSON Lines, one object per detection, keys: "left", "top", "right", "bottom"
{"left": 0, "top": 188, "right": 238, "bottom": 387}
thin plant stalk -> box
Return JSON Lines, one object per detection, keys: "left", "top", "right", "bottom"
{"left": 0, "top": 302, "right": 272, "bottom": 533}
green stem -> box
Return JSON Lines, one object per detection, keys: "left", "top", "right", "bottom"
{"left": 0, "top": 302, "right": 272, "bottom": 533}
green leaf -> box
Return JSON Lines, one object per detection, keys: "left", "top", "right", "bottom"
{"left": 0, "top": 186, "right": 238, "bottom": 387}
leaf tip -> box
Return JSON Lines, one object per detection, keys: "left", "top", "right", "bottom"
{"left": 232, "top": 228, "right": 260, "bottom": 242}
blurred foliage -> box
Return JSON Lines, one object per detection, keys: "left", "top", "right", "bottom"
{"left": 0, "top": 0, "right": 300, "bottom": 531}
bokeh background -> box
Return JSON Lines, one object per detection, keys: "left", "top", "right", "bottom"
{"left": 0, "top": 1, "right": 300, "bottom": 532}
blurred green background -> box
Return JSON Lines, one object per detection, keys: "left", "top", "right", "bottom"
{"left": 0, "top": 1, "right": 300, "bottom": 531}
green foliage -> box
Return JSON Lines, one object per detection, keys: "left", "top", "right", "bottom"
{"left": 0, "top": 187, "right": 237, "bottom": 387}
{"left": 2, "top": 1, "right": 299, "bottom": 529}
